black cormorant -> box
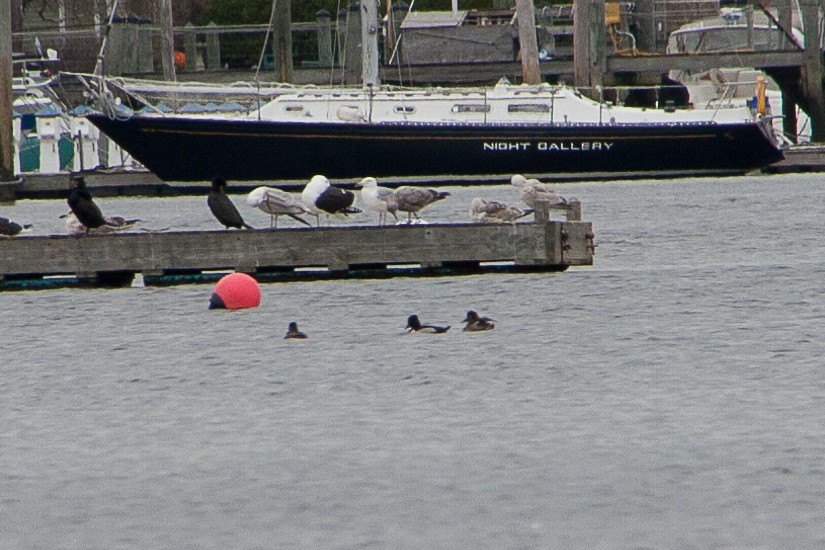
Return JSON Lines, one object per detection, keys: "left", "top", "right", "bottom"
{"left": 67, "top": 176, "right": 116, "bottom": 234}
{"left": 208, "top": 177, "right": 254, "bottom": 229}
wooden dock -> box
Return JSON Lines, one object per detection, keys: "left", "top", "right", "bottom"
{"left": 0, "top": 213, "right": 595, "bottom": 290}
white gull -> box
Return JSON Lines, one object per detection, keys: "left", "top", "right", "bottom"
{"left": 355, "top": 177, "right": 398, "bottom": 225}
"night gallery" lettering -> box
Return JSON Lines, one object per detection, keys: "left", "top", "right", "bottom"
{"left": 482, "top": 141, "right": 614, "bottom": 152}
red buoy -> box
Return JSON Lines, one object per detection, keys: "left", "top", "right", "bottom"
{"left": 208, "top": 272, "right": 261, "bottom": 310}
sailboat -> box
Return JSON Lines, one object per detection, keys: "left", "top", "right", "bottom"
{"left": 85, "top": 1, "right": 783, "bottom": 182}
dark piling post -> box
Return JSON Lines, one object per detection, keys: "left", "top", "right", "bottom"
{"left": 344, "top": 2, "right": 362, "bottom": 86}
{"left": 317, "top": 10, "right": 333, "bottom": 67}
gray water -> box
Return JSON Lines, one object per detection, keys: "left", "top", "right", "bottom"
{"left": 2, "top": 174, "right": 824, "bottom": 549}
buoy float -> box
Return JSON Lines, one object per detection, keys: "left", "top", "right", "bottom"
{"left": 208, "top": 272, "right": 261, "bottom": 310}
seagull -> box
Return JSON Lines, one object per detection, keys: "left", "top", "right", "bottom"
{"left": 301, "top": 174, "right": 360, "bottom": 226}
{"left": 284, "top": 321, "right": 308, "bottom": 339}
{"left": 462, "top": 310, "right": 495, "bottom": 332}
{"left": 208, "top": 177, "right": 255, "bottom": 230}
{"left": 246, "top": 186, "right": 311, "bottom": 228}
{"left": 405, "top": 314, "right": 450, "bottom": 334}
{"left": 469, "top": 197, "right": 533, "bottom": 223}
{"left": 510, "top": 174, "right": 568, "bottom": 209}
{"left": 394, "top": 187, "right": 451, "bottom": 222}
{"left": 0, "top": 217, "right": 32, "bottom": 237}
{"left": 63, "top": 213, "right": 141, "bottom": 236}
{"left": 355, "top": 176, "right": 398, "bottom": 225}
{"left": 67, "top": 176, "right": 119, "bottom": 234}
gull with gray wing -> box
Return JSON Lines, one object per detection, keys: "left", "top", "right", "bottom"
{"left": 394, "top": 187, "right": 450, "bottom": 223}
{"left": 510, "top": 174, "right": 567, "bottom": 209}
{"left": 247, "top": 186, "right": 311, "bottom": 227}
{"left": 469, "top": 197, "right": 533, "bottom": 223}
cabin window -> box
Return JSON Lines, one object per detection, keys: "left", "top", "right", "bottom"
{"left": 451, "top": 104, "right": 491, "bottom": 113}
{"left": 394, "top": 105, "right": 416, "bottom": 114}
{"left": 284, "top": 105, "right": 304, "bottom": 113}
{"left": 508, "top": 104, "right": 551, "bottom": 113}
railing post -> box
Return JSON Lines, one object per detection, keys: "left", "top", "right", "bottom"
{"left": 533, "top": 202, "right": 550, "bottom": 223}
{"left": 206, "top": 21, "right": 221, "bottom": 69}
{"left": 565, "top": 199, "right": 581, "bottom": 221}
{"left": 184, "top": 23, "right": 197, "bottom": 71}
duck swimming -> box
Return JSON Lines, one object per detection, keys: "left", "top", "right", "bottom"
{"left": 284, "top": 321, "right": 308, "bottom": 339}
{"left": 462, "top": 310, "right": 495, "bottom": 331}
{"left": 405, "top": 314, "right": 450, "bottom": 334}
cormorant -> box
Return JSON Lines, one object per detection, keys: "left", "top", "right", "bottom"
{"left": 208, "top": 177, "right": 254, "bottom": 229}
{"left": 67, "top": 176, "right": 117, "bottom": 234}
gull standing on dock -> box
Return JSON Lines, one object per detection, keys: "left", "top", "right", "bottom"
{"left": 469, "top": 197, "right": 533, "bottom": 223}
{"left": 208, "top": 177, "right": 255, "bottom": 230}
{"left": 394, "top": 187, "right": 451, "bottom": 223}
{"left": 355, "top": 177, "right": 398, "bottom": 225}
{"left": 247, "top": 186, "right": 311, "bottom": 227}
{"left": 510, "top": 174, "right": 567, "bottom": 209}
{"left": 462, "top": 310, "right": 495, "bottom": 332}
{"left": 0, "top": 217, "right": 32, "bottom": 237}
{"left": 67, "top": 176, "right": 119, "bottom": 235}
{"left": 301, "top": 175, "right": 360, "bottom": 226}
{"left": 405, "top": 314, "right": 450, "bottom": 334}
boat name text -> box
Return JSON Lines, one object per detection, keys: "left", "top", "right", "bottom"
{"left": 483, "top": 141, "right": 614, "bottom": 152}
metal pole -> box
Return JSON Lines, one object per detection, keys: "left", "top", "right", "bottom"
{"left": 159, "top": 0, "right": 177, "bottom": 81}
{"left": 1, "top": 0, "right": 15, "bottom": 182}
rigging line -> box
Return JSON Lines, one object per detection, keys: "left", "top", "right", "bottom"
{"left": 254, "top": 0, "right": 279, "bottom": 82}
{"left": 327, "top": 0, "right": 344, "bottom": 88}
{"left": 388, "top": 0, "right": 415, "bottom": 65}
{"left": 390, "top": 0, "right": 416, "bottom": 86}
{"left": 339, "top": 0, "right": 349, "bottom": 87}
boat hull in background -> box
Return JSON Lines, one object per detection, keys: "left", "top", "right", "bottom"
{"left": 87, "top": 114, "right": 783, "bottom": 182}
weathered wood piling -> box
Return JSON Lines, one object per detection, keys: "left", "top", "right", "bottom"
{"left": 0, "top": 208, "right": 594, "bottom": 290}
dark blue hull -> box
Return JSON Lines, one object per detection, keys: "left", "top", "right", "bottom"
{"left": 88, "top": 114, "right": 784, "bottom": 182}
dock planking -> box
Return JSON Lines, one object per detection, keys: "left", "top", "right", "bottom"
{"left": 0, "top": 212, "right": 594, "bottom": 290}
